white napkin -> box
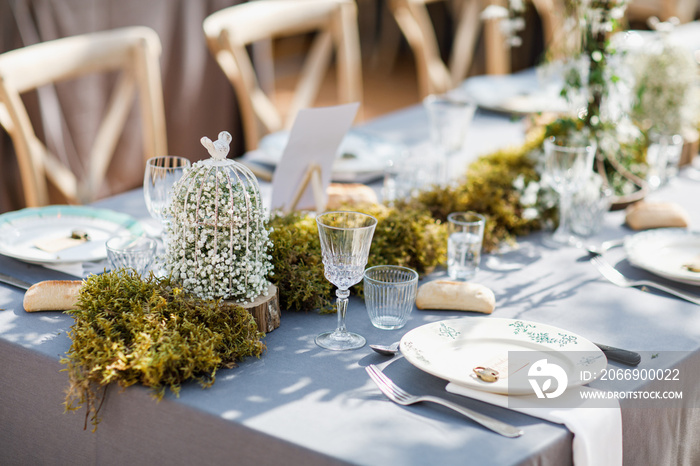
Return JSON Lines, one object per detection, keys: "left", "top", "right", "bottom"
{"left": 446, "top": 382, "right": 622, "bottom": 466}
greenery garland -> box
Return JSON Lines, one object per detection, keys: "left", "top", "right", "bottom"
{"left": 62, "top": 270, "right": 265, "bottom": 430}
{"left": 268, "top": 126, "right": 558, "bottom": 313}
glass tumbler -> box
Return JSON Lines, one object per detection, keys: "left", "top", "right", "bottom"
{"left": 570, "top": 174, "right": 613, "bottom": 238}
{"left": 106, "top": 235, "right": 157, "bottom": 276}
{"left": 447, "top": 212, "right": 485, "bottom": 281}
{"left": 364, "top": 265, "right": 419, "bottom": 330}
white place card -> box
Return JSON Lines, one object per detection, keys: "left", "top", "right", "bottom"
{"left": 271, "top": 102, "right": 360, "bottom": 212}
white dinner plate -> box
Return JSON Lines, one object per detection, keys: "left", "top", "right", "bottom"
{"left": 624, "top": 228, "right": 700, "bottom": 286}
{"left": 246, "top": 129, "right": 402, "bottom": 183}
{"left": 0, "top": 205, "right": 143, "bottom": 264}
{"left": 460, "top": 68, "right": 569, "bottom": 115}
{"left": 400, "top": 317, "right": 607, "bottom": 396}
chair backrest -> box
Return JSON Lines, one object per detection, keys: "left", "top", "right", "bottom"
{"left": 626, "top": 0, "right": 698, "bottom": 25}
{"left": 0, "top": 26, "right": 167, "bottom": 207}
{"left": 203, "top": 0, "right": 363, "bottom": 152}
{"left": 389, "top": 0, "right": 509, "bottom": 98}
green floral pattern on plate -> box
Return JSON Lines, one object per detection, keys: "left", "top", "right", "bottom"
{"left": 438, "top": 322, "right": 461, "bottom": 339}
{"left": 509, "top": 321, "right": 578, "bottom": 348}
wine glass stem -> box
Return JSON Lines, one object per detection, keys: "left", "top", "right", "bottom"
{"left": 556, "top": 190, "right": 573, "bottom": 236}
{"left": 334, "top": 288, "right": 350, "bottom": 336}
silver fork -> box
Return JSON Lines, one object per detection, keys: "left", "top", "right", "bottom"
{"left": 590, "top": 255, "right": 700, "bottom": 306}
{"left": 365, "top": 364, "right": 523, "bottom": 438}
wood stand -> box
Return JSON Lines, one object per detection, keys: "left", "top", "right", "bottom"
{"left": 285, "top": 162, "right": 326, "bottom": 214}
{"left": 229, "top": 283, "right": 280, "bottom": 333}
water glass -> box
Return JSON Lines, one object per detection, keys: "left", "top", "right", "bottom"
{"left": 382, "top": 150, "right": 441, "bottom": 203}
{"left": 423, "top": 93, "right": 477, "bottom": 185}
{"left": 543, "top": 135, "right": 596, "bottom": 247}
{"left": 570, "top": 174, "right": 613, "bottom": 238}
{"left": 106, "top": 235, "right": 157, "bottom": 276}
{"left": 447, "top": 212, "right": 485, "bottom": 281}
{"left": 363, "top": 265, "right": 418, "bottom": 330}
{"left": 646, "top": 133, "right": 683, "bottom": 189}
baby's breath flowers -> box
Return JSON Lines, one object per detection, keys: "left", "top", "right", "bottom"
{"left": 165, "top": 132, "right": 273, "bottom": 302}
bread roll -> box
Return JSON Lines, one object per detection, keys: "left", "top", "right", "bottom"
{"left": 326, "top": 183, "right": 378, "bottom": 210}
{"left": 23, "top": 280, "right": 82, "bottom": 312}
{"left": 625, "top": 201, "right": 690, "bottom": 231}
{"left": 416, "top": 280, "right": 495, "bottom": 313}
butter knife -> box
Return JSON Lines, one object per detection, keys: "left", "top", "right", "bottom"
{"left": 595, "top": 342, "right": 641, "bottom": 366}
{"left": 0, "top": 272, "right": 32, "bottom": 291}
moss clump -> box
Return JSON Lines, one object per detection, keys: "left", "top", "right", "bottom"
{"left": 268, "top": 203, "right": 447, "bottom": 312}
{"left": 352, "top": 203, "right": 447, "bottom": 275}
{"left": 268, "top": 211, "right": 335, "bottom": 313}
{"left": 62, "top": 270, "right": 264, "bottom": 430}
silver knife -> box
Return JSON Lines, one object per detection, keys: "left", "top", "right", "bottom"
{"left": 0, "top": 272, "right": 32, "bottom": 290}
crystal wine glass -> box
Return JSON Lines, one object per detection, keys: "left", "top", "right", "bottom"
{"left": 143, "top": 156, "right": 191, "bottom": 235}
{"left": 316, "top": 211, "right": 378, "bottom": 351}
{"left": 543, "top": 135, "right": 596, "bottom": 247}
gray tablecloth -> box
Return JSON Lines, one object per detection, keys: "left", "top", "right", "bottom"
{"left": 2, "top": 107, "right": 700, "bottom": 465}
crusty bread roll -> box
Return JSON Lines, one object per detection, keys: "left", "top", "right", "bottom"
{"left": 625, "top": 201, "right": 690, "bottom": 231}
{"left": 23, "top": 280, "right": 82, "bottom": 312}
{"left": 326, "top": 183, "right": 378, "bottom": 210}
{"left": 415, "top": 280, "right": 495, "bottom": 313}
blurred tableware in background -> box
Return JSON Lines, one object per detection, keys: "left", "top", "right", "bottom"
{"left": 646, "top": 133, "right": 684, "bottom": 189}
{"left": 447, "top": 212, "right": 485, "bottom": 281}
{"left": 364, "top": 265, "right": 418, "bottom": 330}
{"left": 543, "top": 135, "right": 596, "bottom": 247}
{"left": 423, "top": 93, "right": 476, "bottom": 185}
{"left": 250, "top": 129, "right": 402, "bottom": 184}
{"left": 106, "top": 234, "right": 157, "bottom": 276}
{"left": 143, "top": 156, "right": 191, "bottom": 236}
{"left": 0, "top": 205, "right": 142, "bottom": 265}
{"left": 570, "top": 173, "right": 614, "bottom": 238}
{"left": 382, "top": 149, "right": 440, "bottom": 203}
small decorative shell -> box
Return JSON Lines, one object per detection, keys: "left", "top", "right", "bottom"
{"left": 201, "top": 131, "right": 232, "bottom": 160}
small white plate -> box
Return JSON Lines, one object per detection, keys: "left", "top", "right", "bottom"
{"left": 247, "top": 129, "right": 402, "bottom": 183}
{"left": 0, "top": 205, "right": 143, "bottom": 264}
{"left": 624, "top": 228, "right": 700, "bottom": 286}
{"left": 400, "top": 317, "right": 606, "bottom": 395}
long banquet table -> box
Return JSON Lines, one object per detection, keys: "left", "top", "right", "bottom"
{"left": 2, "top": 105, "right": 700, "bottom": 465}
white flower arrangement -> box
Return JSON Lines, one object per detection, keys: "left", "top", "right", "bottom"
{"left": 628, "top": 30, "right": 699, "bottom": 136}
{"left": 164, "top": 132, "right": 273, "bottom": 302}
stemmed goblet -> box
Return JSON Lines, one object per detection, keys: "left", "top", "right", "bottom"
{"left": 316, "top": 211, "right": 378, "bottom": 351}
{"left": 543, "top": 135, "right": 596, "bottom": 247}
{"left": 143, "top": 156, "right": 191, "bottom": 237}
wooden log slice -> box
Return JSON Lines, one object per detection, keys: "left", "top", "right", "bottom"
{"left": 227, "top": 283, "right": 280, "bottom": 333}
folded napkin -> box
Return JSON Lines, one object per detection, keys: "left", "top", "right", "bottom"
{"left": 446, "top": 382, "right": 622, "bottom": 466}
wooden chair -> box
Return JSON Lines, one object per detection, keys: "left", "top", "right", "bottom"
{"left": 203, "top": 0, "right": 363, "bottom": 152}
{"left": 0, "top": 26, "right": 167, "bottom": 208}
{"left": 626, "top": 0, "right": 698, "bottom": 25}
{"left": 388, "top": 0, "right": 510, "bottom": 98}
